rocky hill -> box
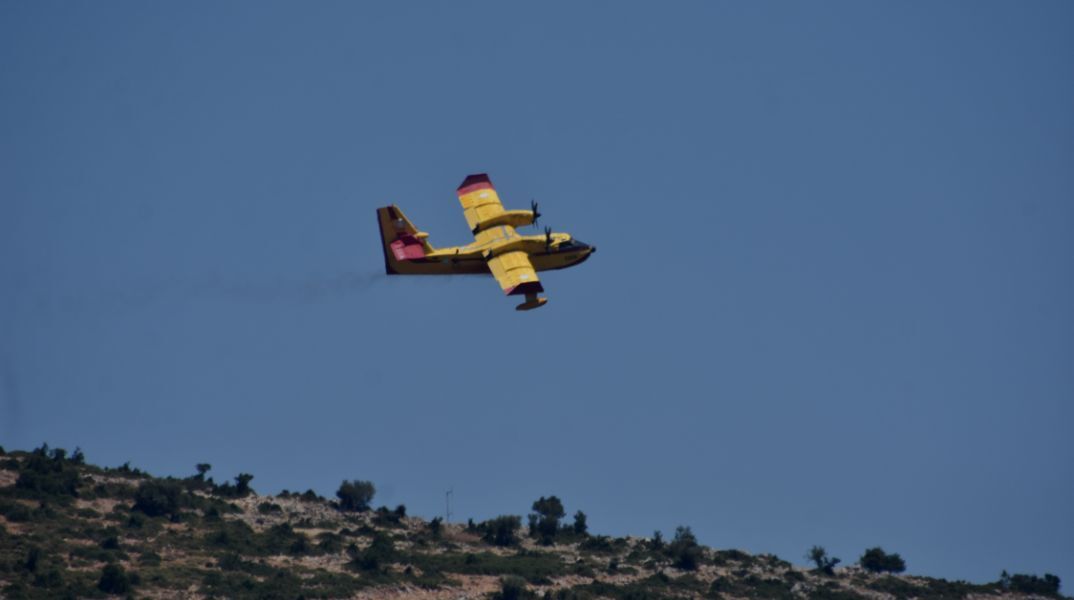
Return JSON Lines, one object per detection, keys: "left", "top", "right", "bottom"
{"left": 0, "top": 445, "right": 1065, "bottom": 599}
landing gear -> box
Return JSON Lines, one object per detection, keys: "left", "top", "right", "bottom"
{"left": 515, "top": 293, "right": 548, "bottom": 311}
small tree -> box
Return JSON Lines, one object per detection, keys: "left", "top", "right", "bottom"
{"left": 336, "top": 480, "right": 375, "bottom": 512}
{"left": 668, "top": 526, "right": 703, "bottom": 571}
{"left": 650, "top": 530, "right": 665, "bottom": 551}
{"left": 807, "top": 546, "right": 841, "bottom": 575}
{"left": 860, "top": 547, "right": 906, "bottom": 573}
{"left": 529, "top": 496, "right": 565, "bottom": 544}
{"left": 1003, "top": 571, "right": 1061, "bottom": 595}
{"left": 493, "top": 576, "right": 530, "bottom": 600}
{"left": 98, "top": 563, "right": 131, "bottom": 594}
{"left": 234, "top": 473, "right": 254, "bottom": 496}
{"left": 351, "top": 531, "right": 394, "bottom": 571}
{"left": 133, "top": 480, "right": 182, "bottom": 517}
{"left": 194, "top": 463, "right": 212, "bottom": 480}
{"left": 482, "top": 515, "right": 522, "bottom": 547}
{"left": 573, "top": 510, "right": 588, "bottom": 535}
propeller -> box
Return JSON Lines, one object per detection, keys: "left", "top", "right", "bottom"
{"left": 544, "top": 226, "right": 553, "bottom": 251}
{"left": 530, "top": 199, "right": 541, "bottom": 228}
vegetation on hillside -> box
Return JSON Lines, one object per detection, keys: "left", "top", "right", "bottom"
{"left": 0, "top": 444, "right": 1064, "bottom": 600}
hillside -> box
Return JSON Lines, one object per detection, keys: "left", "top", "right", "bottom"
{"left": 0, "top": 445, "right": 1065, "bottom": 599}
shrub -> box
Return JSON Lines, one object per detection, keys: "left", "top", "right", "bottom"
{"left": 429, "top": 516, "right": 443, "bottom": 537}
{"left": 373, "top": 505, "right": 403, "bottom": 527}
{"left": 650, "top": 530, "right": 665, "bottom": 551}
{"left": 98, "top": 563, "right": 131, "bottom": 594}
{"left": 1001, "top": 571, "right": 1061, "bottom": 596}
{"left": 807, "top": 546, "right": 840, "bottom": 575}
{"left": 580, "top": 535, "right": 616, "bottom": 553}
{"left": 257, "top": 501, "right": 283, "bottom": 514}
{"left": 316, "top": 531, "right": 343, "bottom": 554}
{"left": 0, "top": 499, "right": 33, "bottom": 522}
{"left": 336, "top": 480, "right": 375, "bottom": 512}
{"left": 235, "top": 473, "right": 254, "bottom": 496}
{"left": 481, "top": 515, "right": 522, "bottom": 547}
{"left": 572, "top": 510, "right": 588, "bottom": 535}
{"left": 493, "top": 575, "right": 532, "bottom": 600}
{"left": 351, "top": 531, "right": 395, "bottom": 571}
{"left": 195, "top": 463, "right": 212, "bottom": 479}
{"left": 859, "top": 547, "right": 905, "bottom": 573}
{"left": 14, "top": 445, "right": 81, "bottom": 497}
{"left": 23, "top": 547, "right": 41, "bottom": 573}
{"left": 668, "top": 526, "right": 703, "bottom": 571}
{"left": 133, "top": 480, "right": 183, "bottom": 517}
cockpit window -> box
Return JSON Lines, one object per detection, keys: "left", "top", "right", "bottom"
{"left": 555, "top": 238, "right": 588, "bottom": 253}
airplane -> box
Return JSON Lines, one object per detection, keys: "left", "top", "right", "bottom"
{"left": 376, "top": 173, "right": 595, "bottom": 311}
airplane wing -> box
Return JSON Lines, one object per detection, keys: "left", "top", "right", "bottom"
{"left": 457, "top": 173, "right": 504, "bottom": 233}
{"left": 486, "top": 250, "right": 544, "bottom": 296}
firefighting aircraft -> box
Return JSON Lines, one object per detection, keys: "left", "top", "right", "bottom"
{"left": 377, "top": 173, "right": 595, "bottom": 310}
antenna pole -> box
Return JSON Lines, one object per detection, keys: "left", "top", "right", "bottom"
{"left": 445, "top": 487, "right": 454, "bottom": 523}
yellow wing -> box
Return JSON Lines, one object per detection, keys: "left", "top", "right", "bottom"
{"left": 486, "top": 250, "right": 543, "bottom": 296}
{"left": 457, "top": 173, "right": 504, "bottom": 233}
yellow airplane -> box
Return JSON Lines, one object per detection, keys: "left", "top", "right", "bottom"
{"left": 377, "top": 173, "right": 595, "bottom": 310}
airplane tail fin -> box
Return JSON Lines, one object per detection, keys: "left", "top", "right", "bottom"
{"left": 376, "top": 205, "right": 435, "bottom": 275}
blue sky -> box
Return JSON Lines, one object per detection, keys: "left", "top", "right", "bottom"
{"left": 2, "top": 0, "right": 1072, "bottom": 586}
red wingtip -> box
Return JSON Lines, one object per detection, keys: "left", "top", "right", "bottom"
{"left": 457, "top": 173, "right": 494, "bottom": 194}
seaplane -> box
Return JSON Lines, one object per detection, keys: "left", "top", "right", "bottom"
{"left": 376, "top": 173, "right": 595, "bottom": 310}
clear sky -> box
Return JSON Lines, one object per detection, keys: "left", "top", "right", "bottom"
{"left": 2, "top": 0, "right": 1071, "bottom": 587}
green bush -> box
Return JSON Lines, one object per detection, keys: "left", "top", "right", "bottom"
{"left": 212, "top": 473, "right": 255, "bottom": 498}
{"left": 572, "top": 510, "right": 588, "bottom": 535}
{"left": 493, "top": 575, "right": 533, "bottom": 600}
{"left": 1002, "top": 571, "right": 1061, "bottom": 596}
{"left": 316, "top": 531, "right": 343, "bottom": 554}
{"left": 235, "top": 473, "right": 254, "bottom": 495}
{"left": 668, "top": 526, "right": 702, "bottom": 571}
{"left": 428, "top": 516, "right": 443, "bottom": 537}
{"left": 410, "top": 550, "right": 562, "bottom": 584}
{"left": 807, "top": 546, "right": 840, "bottom": 575}
{"left": 257, "top": 501, "right": 283, "bottom": 514}
{"left": 23, "top": 546, "right": 41, "bottom": 573}
{"left": 350, "top": 531, "right": 395, "bottom": 571}
{"left": 0, "top": 498, "right": 33, "bottom": 522}
{"left": 133, "top": 480, "right": 183, "bottom": 517}
{"left": 336, "top": 479, "right": 375, "bottom": 512}
{"left": 481, "top": 515, "right": 522, "bottom": 547}
{"left": 649, "top": 530, "right": 664, "bottom": 551}
{"left": 98, "top": 563, "right": 131, "bottom": 594}
{"left": 14, "top": 445, "right": 81, "bottom": 498}
{"left": 859, "top": 547, "right": 905, "bottom": 573}
{"left": 579, "top": 535, "right": 616, "bottom": 554}
{"left": 711, "top": 574, "right": 795, "bottom": 600}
